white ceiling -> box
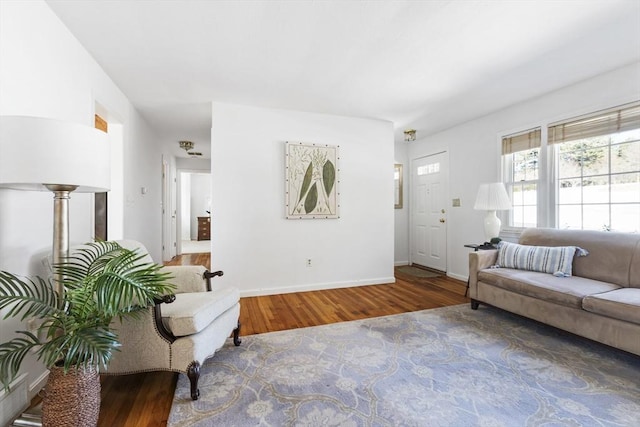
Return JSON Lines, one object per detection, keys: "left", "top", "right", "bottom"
{"left": 46, "top": 0, "right": 640, "bottom": 158}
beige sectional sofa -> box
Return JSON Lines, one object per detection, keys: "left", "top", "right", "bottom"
{"left": 468, "top": 228, "right": 640, "bottom": 356}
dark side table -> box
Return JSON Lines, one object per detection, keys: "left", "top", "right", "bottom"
{"left": 464, "top": 243, "right": 496, "bottom": 252}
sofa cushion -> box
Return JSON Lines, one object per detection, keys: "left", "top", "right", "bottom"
{"left": 496, "top": 241, "right": 586, "bottom": 277}
{"left": 161, "top": 287, "right": 240, "bottom": 336}
{"left": 519, "top": 228, "right": 640, "bottom": 287}
{"left": 478, "top": 268, "right": 621, "bottom": 308}
{"left": 582, "top": 288, "right": 640, "bottom": 325}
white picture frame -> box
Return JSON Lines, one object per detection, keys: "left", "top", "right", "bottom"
{"left": 285, "top": 142, "right": 340, "bottom": 219}
{"left": 394, "top": 163, "right": 403, "bottom": 209}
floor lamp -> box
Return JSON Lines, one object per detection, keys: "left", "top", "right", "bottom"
{"left": 0, "top": 115, "right": 110, "bottom": 425}
{"left": 473, "top": 182, "right": 512, "bottom": 242}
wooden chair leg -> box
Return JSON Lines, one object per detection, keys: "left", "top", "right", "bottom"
{"left": 187, "top": 361, "right": 201, "bottom": 400}
{"left": 233, "top": 321, "right": 242, "bottom": 346}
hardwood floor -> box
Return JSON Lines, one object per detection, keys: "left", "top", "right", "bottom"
{"left": 97, "top": 254, "right": 469, "bottom": 426}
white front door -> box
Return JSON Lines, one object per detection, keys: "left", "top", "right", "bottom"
{"left": 411, "top": 152, "right": 448, "bottom": 271}
{"left": 169, "top": 166, "right": 177, "bottom": 259}
{"left": 162, "top": 157, "right": 178, "bottom": 261}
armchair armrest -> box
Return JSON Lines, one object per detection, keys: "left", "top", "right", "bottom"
{"left": 150, "top": 269, "right": 226, "bottom": 343}
{"left": 468, "top": 249, "right": 498, "bottom": 299}
{"left": 203, "top": 270, "right": 224, "bottom": 291}
{"left": 153, "top": 294, "right": 176, "bottom": 305}
{"left": 161, "top": 265, "right": 208, "bottom": 293}
{"left": 152, "top": 294, "right": 177, "bottom": 343}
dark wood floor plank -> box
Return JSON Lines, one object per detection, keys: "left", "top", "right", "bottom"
{"left": 98, "top": 253, "right": 468, "bottom": 426}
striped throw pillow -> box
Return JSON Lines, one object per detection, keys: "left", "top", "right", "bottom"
{"left": 496, "top": 241, "right": 585, "bottom": 277}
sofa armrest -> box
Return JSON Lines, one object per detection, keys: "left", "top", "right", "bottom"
{"left": 161, "top": 265, "right": 208, "bottom": 293}
{"left": 468, "top": 249, "right": 498, "bottom": 299}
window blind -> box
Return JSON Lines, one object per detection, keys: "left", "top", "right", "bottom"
{"left": 548, "top": 103, "right": 640, "bottom": 145}
{"left": 502, "top": 128, "right": 541, "bottom": 155}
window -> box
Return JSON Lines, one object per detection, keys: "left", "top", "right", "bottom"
{"left": 501, "top": 103, "right": 640, "bottom": 233}
{"left": 550, "top": 105, "right": 640, "bottom": 232}
{"left": 502, "top": 128, "right": 541, "bottom": 228}
{"left": 417, "top": 162, "right": 440, "bottom": 175}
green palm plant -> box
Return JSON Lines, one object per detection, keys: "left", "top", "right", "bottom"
{"left": 0, "top": 241, "right": 175, "bottom": 389}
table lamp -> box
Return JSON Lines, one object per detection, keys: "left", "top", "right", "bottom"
{"left": 473, "top": 182, "right": 511, "bottom": 242}
{"left": 0, "top": 115, "right": 110, "bottom": 297}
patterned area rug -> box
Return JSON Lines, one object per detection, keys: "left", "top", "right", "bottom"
{"left": 396, "top": 265, "right": 441, "bottom": 278}
{"left": 168, "top": 304, "right": 640, "bottom": 426}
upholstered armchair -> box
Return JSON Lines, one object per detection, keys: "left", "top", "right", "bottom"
{"left": 101, "top": 240, "right": 241, "bottom": 400}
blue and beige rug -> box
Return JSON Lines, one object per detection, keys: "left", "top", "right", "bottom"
{"left": 168, "top": 304, "right": 640, "bottom": 426}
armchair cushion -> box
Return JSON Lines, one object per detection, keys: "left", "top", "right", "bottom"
{"left": 161, "top": 287, "right": 240, "bottom": 336}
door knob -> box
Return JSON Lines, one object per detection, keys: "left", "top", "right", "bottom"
{"left": 439, "top": 218, "right": 445, "bottom": 223}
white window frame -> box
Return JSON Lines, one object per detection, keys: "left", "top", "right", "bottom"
{"left": 500, "top": 102, "right": 640, "bottom": 234}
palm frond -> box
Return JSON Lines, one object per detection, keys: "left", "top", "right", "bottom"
{"left": 0, "top": 332, "right": 40, "bottom": 388}
{"left": 39, "top": 327, "right": 118, "bottom": 372}
{"left": 93, "top": 250, "right": 174, "bottom": 315}
{"left": 54, "top": 241, "right": 124, "bottom": 287}
{"left": 1, "top": 240, "right": 176, "bottom": 389}
{"left": 0, "top": 272, "right": 61, "bottom": 320}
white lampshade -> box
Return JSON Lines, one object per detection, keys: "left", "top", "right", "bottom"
{"left": 0, "top": 116, "right": 110, "bottom": 192}
{"left": 473, "top": 183, "right": 511, "bottom": 211}
{"left": 474, "top": 182, "right": 512, "bottom": 241}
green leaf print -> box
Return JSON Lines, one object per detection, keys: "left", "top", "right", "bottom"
{"left": 305, "top": 183, "right": 318, "bottom": 213}
{"left": 299, "top": 162, "right": 313, "bottom": 204}
{"left": 323, "top": 160, "right": 335, "bottom": 196}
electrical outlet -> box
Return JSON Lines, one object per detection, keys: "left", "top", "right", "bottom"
{"left": 307, "top": 258, "right": 312, "bottom": 267}
{"left": 452, "top": 198, "right": 461, "bottom": 207}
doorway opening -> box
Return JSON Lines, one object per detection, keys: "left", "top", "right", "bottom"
{"left": 93, "top": 103, "right": 124, "bottom": 241}
{"left": 178, "top": 171, "right": 211, "bottom": 254}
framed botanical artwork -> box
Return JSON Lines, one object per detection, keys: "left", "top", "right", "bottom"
{"left": 285, "top": 142, "right": 339, "bottom": 219}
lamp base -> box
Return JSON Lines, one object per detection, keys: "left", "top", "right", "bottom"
{"left": 483, "top": 210, "right": 502, "bottom": 242}
{"left": 45, "top": 185, "right": 78, "bottom": 298}
{"left": 10, "top": 405, "right": 42, "bottom": 426}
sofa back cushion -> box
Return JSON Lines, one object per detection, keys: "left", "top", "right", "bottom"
{"left": 496, "top": 241, "right": 582, "bottom": 277}
{"left": 519, "top": 228, "right": 640, "bottom": 288}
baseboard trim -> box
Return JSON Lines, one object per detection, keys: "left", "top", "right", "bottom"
{"left": 0, "top": 373, "right": 28, "bottom": 426}
{"left": 240, "top": 276, "right": 396, "bottom": 297}
{"left": 394, "top": 261, "right": 409, "bottom": 266}
{"left": 30, "top": 370, "right": 48, "bottom": 400}
{"left": 447, "top": 272, "right": 467, "bottom": 282}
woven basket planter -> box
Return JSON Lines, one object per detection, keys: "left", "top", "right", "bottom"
{"left": 42, "top": 363, "right": 100, "bottom": 427}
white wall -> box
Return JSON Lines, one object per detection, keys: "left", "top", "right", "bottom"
{"left": 180, "top": 172, "right": 192, "bottom": 240}
{"left": 176, "top": 157, "right": 210, "bottom": 171}
{"left": 123, "top": 108, "right": 163, "bottom": 261}
{"left": 0, "top": 1, "right": 164, "bottom": 417}
{"left": 405, "top": 61, "right": 640, "bottom": 281}
{"left": 211, "top": 103, "right": 395, "bottom": 296}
